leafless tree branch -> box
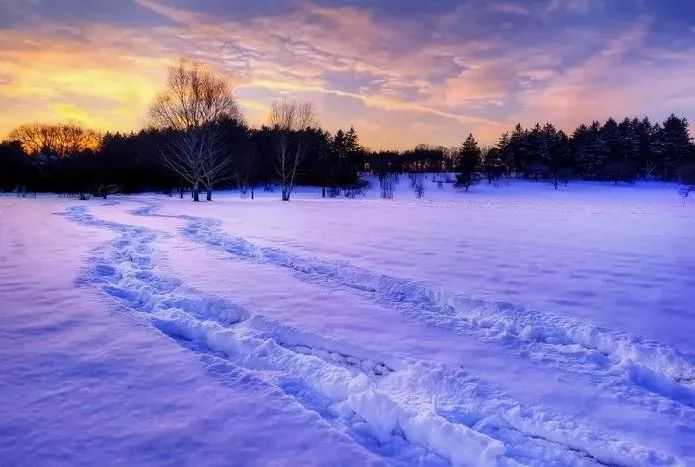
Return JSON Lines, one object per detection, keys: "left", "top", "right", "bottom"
{"left": 147, "top": 58, "right": 243, "bottom": 201}
{"left": 268, "top": 99, "right": 316, "bottom": 201}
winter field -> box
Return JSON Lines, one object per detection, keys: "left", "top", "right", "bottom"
{"left": 1, "top": 177, "right": 694, "bottom": 466}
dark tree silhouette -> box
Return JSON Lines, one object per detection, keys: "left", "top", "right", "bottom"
{"left": 0, "top": 140, "right": 31, "bottom": 192}
{"left": 456, "top": 133, "right": 482, "bottom": 191}
{"left": 9, "top": 122, "right": 101, "bottom": 158}
{"left": 2, "top": 110, "right": 694, "bottom": 197}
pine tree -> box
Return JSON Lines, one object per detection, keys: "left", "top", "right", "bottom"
{"left": 601, "top": 117, "right": 640, "bottom": 184}
{"left": 601, "top": 117, "right": 621, "bottom": 165}
{"left": 526, "top": 123, "right": 548, "bottom": 179}
{"left": 658, "top": 114, "right": 691, "bottom": 180}
{"left": 496, "top": 131, "right": 512, "bottom": 174}
{"left": 548, "top": 129, "right": 571, "bottom": 188}
{"left": 618, "top": 118, "right": 639, "bottom": 163}
{"left": 635, "top": 117, "right": 656, "bottom": 177}
{"left": 508, "top": 123, "right": 528, "bottom": 176}
{"left": 343, "top": 126, "right": 361, "bottom": 184}
{"left": 572, "top": 123, "right": 590, "bottom": 178}
{"left": 581, "top": 121, "right": 607, "bottom": 179}
{"left": 482, "top": 147, "right": 505, "bottom": 184}
{"left": 314, "top": 129, "right": 332, "bottom": 197}
{"left": 455, "top": 133, "right": 482, "bottom": 191}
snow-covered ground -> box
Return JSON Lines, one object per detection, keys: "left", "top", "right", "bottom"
{"left": 1, "top": 177, "right": 694, "bottom": 466}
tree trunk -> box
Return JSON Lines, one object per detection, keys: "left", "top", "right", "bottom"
{"left": 251, "top": 186, "right": 254, "bottom": 200}
{"left": 206, "top": 189, "right": 212, "bottom": 201}
{"left": 322, "top": 186, "right": 326, "bottom": 198}
{"left": 192, "top": 181, "right": 200, "bottom": 202}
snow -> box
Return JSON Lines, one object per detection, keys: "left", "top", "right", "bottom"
{"left": 1, "top": 177, "right": 694, "bottom": 466}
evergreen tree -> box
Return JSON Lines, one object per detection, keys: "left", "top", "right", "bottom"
{"left": 482, "top": 147, "right": 505, "bottom": 184}
{"left": 496, "top": 131, "right": 512, "bottom": 175}
{"left": 508, "top": 123, "right": 528, "bottom": 176}
{"left": 649, "top": 122, "right": 664, "bottom": 174}
{"left": 582, "top": 121, "right": 607, "bottom": 178}
{"left": 635, "top": 117, "right": 656, "bottom": 177}
{"left": 658, "top": 114, "right": 691, "bottom": 180}
{"left": 527, "top": 123, "right": 549, "bottom": 179}
{"left": 601, "top": 117, "right": 621, "bottom": 165}
{"left": 313, "top": 129, "right": 333, "bottom": 197}
{"left": 343, "top": 126, "right": 362, "bottom": 184}
{"left": 571, "top": 123, "right": 590, "bottom": 178}
{"left": 618, "top": 118, "right": 639, "bottom": 163}
{"left": 602, "top": 118, "right": 639, "bottom": 185}
{"left": 455, "top": 133, "right": 482, "bottom": 191}
{"left": 328, "top": 127, "right": 362, "bottom": 189}
{"left": 547, "top": 128, "right": 572, "bottom": 188}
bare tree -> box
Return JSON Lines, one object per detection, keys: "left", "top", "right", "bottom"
{"left": 268, "top": 99, "right": 316, "bottom": 201}
{"left": 9, "top": 122, "right": 101, "bottom": 157}
{"left": 148, "top": 58, "right": 243, "bottom": 201}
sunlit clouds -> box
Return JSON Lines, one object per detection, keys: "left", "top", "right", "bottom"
{"left": 0, "top": 25, "right": 167, "bottom": 133}
{"left": 2, "top": 0, "right": 695, "bottom": 148}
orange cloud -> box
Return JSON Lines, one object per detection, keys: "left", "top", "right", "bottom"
{"left": 0, "top": 27, "right": 170, "bottom": 135}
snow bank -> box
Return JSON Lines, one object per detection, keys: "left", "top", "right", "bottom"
{"left": 155, "top": 312, "right": 505, "bottom": 466}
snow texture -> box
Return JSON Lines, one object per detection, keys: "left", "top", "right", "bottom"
{"left": 1, "top": 178, "right": 693, "bottom": 466}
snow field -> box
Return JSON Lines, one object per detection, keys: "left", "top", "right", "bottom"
{"left": 2, "top": 179, "right": 693, "bottom": 466}
{"left": 57, "top": 200, "right": 687, "bottom": 465}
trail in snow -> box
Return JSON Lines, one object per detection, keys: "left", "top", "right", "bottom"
{"left": 127, "top": 203, "right": 695, "bottom": 420}
{"left": 61, "top": 203, "right": 682, "bottom": 466}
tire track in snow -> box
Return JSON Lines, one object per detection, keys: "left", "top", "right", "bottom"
{"left": 130, "top": 203, "right": 695, "bottom": 419}
{"left": 60, "top": 203, "right": 681, "bottom": 466}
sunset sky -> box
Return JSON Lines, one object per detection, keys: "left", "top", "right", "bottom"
{"left": 2, "top": 0, "right": 695, "bottom": 149}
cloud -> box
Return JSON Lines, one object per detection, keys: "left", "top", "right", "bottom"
{"left": 545, "top": 0, "right": 593, "bottom": 14}
{"left": 0, "top": 23, "right": 175, "bottom": 132}
{"left": 1, "top": 0, "right": 694, "bottom": 148}
{"left": 516, "top": 22, "right": 695, "bottom": 130}
{"left": 49, "top": 103, "right": 93, "bottom": 124}
{"left": 488, "top": 2, "right": 532, "bottom": 16}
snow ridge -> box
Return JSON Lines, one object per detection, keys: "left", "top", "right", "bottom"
{"left": 162, "top": 213, "right": 695, "bottom": 415}
{"left": 60, "top": 204, "right": 682, "bottom": 466}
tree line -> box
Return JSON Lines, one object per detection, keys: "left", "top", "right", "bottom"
{"left": 1, "top": 59, "right": 694, "bottom": 200}
{"left": 0, "top": 120, "right": 366, "bottom": 200}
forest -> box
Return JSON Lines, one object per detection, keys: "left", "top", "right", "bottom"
{"left": 1, "top": 60, "right": 694, "bottom": 200}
